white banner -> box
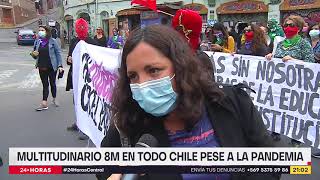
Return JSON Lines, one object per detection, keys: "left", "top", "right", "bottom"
{"left": 9, "top": 148, "right": 311, "bottom": 166}
{"left": 208, "top": 52, "right": 320, "bottom": 149}
{"left": 72, "top": 41, "right": 120, "bottom": 147}
{"left": 71, "top": 42, "right": 320, "bottom": 149}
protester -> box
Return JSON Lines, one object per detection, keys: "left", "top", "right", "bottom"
{"left": 266, "top": 15, "right": 314, "bottom": 63}
{"left": 307, "top": 23, "right": 320, "bottom": 157}
{"left": 307, "top": 23, "right": 320, "bottom": 63}
{"left": 237, "top": 24, "right": 269, "bottom": 56}
{"left": 235, "top": 22, "right": 248, "bottom": 50}
{"left": 301, "top": 22, "right": 309, "bottom": 39}
{"left": 267, "top": 19, "right": 285, "bottom": 42}
{"left": 260, "top": 25, "right": 273, "bottom": 53}
{"left": 66, "top": 18, "right": 96, "bottom": 140}
{"left": 200, "top": 26, "right": 214, "bottom": 51}
{"left": 172, "top": 9, "right": 214, "bottom": 77}
{"left": 209, "top": 22, "right": 235, "bottom": 53}
{"left": 107, "top": 28, "right": 124, "bottom": 49}
{"left": 97, "top": 25, "right": 278, "bottom": 180}
{"left": 31, "top": 25, "right": 63, "bottom": 111}
{"left": 94, "top": 27, "right": 107, "bottom": 47}
{"left": 266, "top": 15, "right": 314, "bottom": 147}
{"left": 267, "top": 19, "right": 285, "bottom": 55}
{"left": 229, "top": 25, "right": 238, "bottom": 44}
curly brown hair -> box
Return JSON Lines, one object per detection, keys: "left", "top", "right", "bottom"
{"left": 111, "top": 25, "right": 224, "bottom": 137}
{"left": 250, "top": 24, "right": 267, "bottom": 55}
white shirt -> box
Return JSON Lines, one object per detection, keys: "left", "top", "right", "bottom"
{"left": 272, "top": 36, "right": 285, "bottom": 56}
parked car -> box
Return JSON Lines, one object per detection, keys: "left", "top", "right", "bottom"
{"left": 15, "top": 29, "right": 36, "bottom": 45}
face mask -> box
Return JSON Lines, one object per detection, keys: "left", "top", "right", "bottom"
{"left": 130, "top": 75, "right": 177, "bottom": 117}
{"left": 245, "top": 31, "right": 254, "bottom": 41}
{"left": 38, "top": 31, "right": 46, "bottom": 38}
{"left": 302, "top": 26, "right": 308, "bottom": 33}
{"left": 284, "top": 26, "right": 299, "bottom": 39}
{"left": 309, "top": 29, "right": 320, "bottom": 38}
{"left": 214, "top": 32, "right": 223, "bottom": 45}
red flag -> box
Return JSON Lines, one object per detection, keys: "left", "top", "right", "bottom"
{"left": 131, "top": 0, "right": 157, "bottom": 11}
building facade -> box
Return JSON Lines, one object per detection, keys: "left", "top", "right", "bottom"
{"left": 63, "top": 0, "right": 210, "bottom": 42}
{"left": 0, "top": 0, "right": 14, "bottom": 27}
{"left": 280, "top": 0, "right": 320, "bottom": 25}
{"left": 63, "top": 0, "right": 320, "bottom": 42}
{"left": 0, "top": 0, "right": 62, "bottom": 27}
{"left": 12, "top": 0, "right": 37, "bottom": 25}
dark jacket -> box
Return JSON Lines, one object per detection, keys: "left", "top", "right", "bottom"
{"left": 66, "top": 37, "right": 97, "bottom": 91}
{"left": 97, "top": 84, "right": 279, "bottom": 180}
{"left": 237, "top": 44, "right": 269, "bottom": 57}
{"left": 196, "top": 50, "right": 214, "bottom": 78}
{"left": 94, "top": 35, "right": 107, "bottom": 47}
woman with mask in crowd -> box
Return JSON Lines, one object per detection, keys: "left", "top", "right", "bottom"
{"left": 237, "top": 24, "right": 269, "bottom": 56}
{"left": 266, "top": 15, "right": 314, "bottom": 63}
{"left": 210, "top": 22, "right": 235, "bottom": 53}
{"left": 94, "top": 27, "right": 107, "bottom": 47}
{"left": 307, "top": 23, "right": 320, "bottom": 158}
{"left": 97, "top": 25, "right": 279, "bottom": 180}
{"left": 107, "top": 28, "right": 124, "bottom": 49}
{"left": 266, "top": 15, "right": 314, "bottom": 147}
{"left": 66, "top": 18, "right": 96, "bottom": 140}
{"left": 31, "top": 25, "right": 63, "bottom": 111}
{"left": 307, "top": 23, "right": 320, "bottom": 63}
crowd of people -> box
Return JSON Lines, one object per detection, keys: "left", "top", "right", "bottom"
{"left": 201, "top": 15, "right": 319, "bottom": 64}
{"left": 27, "top": 9, "right": 319, "bottom": 180}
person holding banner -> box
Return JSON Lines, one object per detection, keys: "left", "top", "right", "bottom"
{"left": 98, "top": 25, "right": 278, "bottom": 180}
{"left": 172, "top": 9, "right": 214, "bottom": 78}
{"left": 266, "top": 15, "right": 315, "bottom": 147}
{"left": 66, "top": 18, "right": 96, "bottom": 140}
{"left": 237, "top": 24, "right": 269, "bottom": 57}
{"left": 266, "top": 15, "right": 314, "bottom": 63}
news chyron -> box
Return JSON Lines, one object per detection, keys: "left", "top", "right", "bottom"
{"left": 9, "top": 148, "right": 312, "bottom": 175}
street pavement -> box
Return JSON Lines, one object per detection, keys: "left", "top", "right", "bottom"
{"left": 0, "top": 41, "right": 319, "bottom": 180}
{"left": 0, "top": 42, "right": 95, "bottom": 180}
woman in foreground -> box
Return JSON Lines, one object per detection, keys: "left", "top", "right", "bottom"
{"left": 98, "top": 25, "right": 278, "bottom": 180}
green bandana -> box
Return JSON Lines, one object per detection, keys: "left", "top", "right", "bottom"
{"left": 282, "top": 35, "right": 301, "bottom": 49}
{"left": 215, "top": 37, "right": 224, "bottom": 46}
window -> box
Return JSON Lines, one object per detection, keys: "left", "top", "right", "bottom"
{"left": 208, "top": 0, "right": 215, "bottom": 7}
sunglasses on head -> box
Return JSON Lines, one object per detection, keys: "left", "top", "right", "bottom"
{"left": 283, "top": 23, "right": 296, "bottom": 28}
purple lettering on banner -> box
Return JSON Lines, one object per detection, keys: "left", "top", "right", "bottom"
{"left": 89, "top": 62, "right": 118, "bottom": 101}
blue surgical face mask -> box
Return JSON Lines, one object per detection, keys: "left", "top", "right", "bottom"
{"left": 309, "top": 29, "right": 320, "bottom": 39}
{"left": 130, "top": 75, "right": 177, "bottom": 117}
{"left": 38, "top": 31, "right": 46, "bottom": 38}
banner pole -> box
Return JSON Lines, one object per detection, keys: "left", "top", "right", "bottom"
{"left": 157, "top": 10, "right": 174, "bottom": 17}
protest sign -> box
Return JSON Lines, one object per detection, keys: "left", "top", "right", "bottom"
{"left": 207, "top": 52, "right": 320, "bottom": 148}
{"left": 72, "top": 41, "right": 120, "bottom": 147}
